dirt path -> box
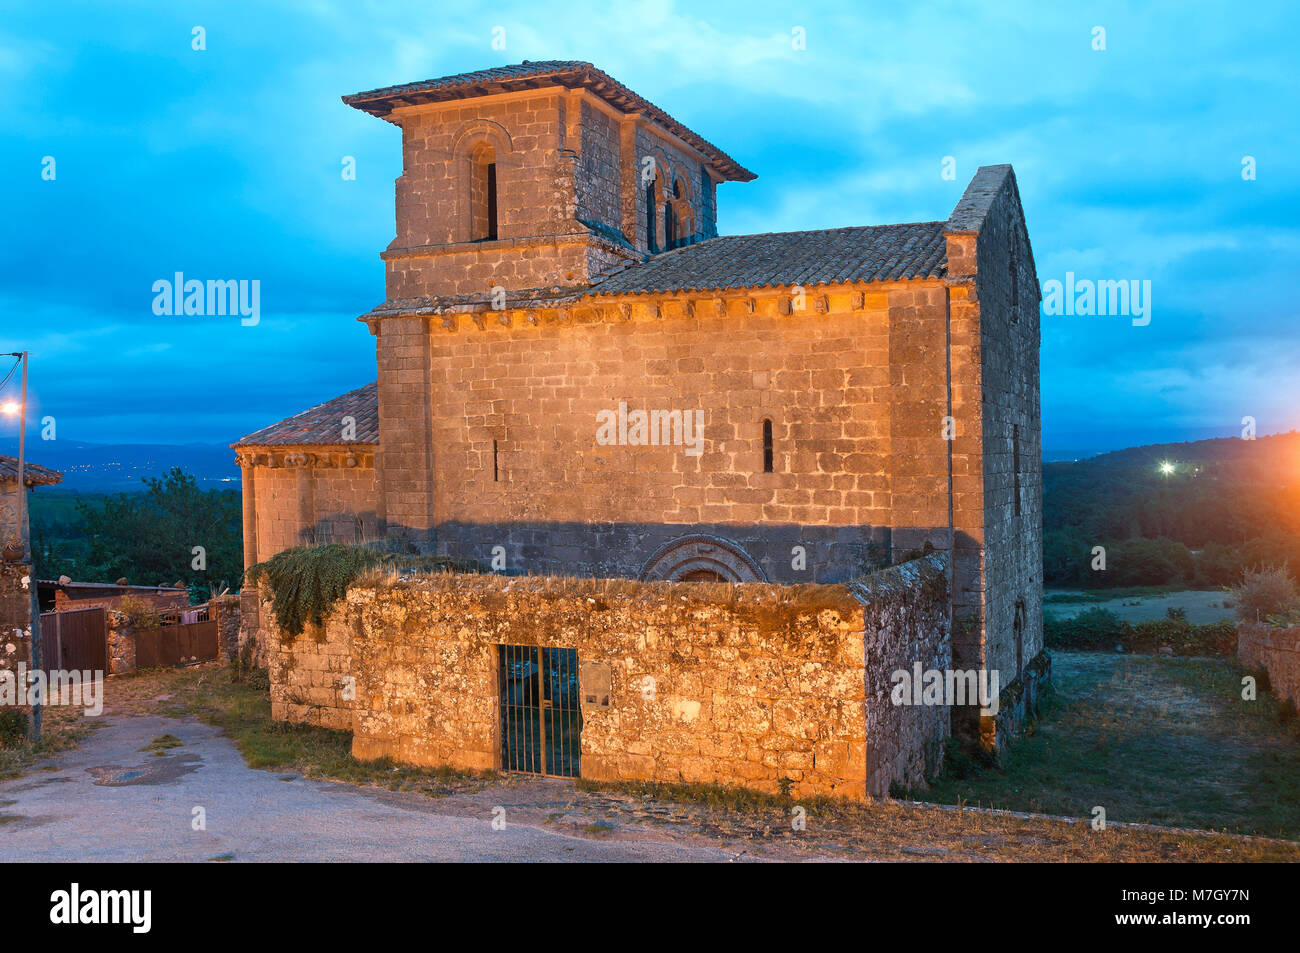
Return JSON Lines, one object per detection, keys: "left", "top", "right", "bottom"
{"left": 0, "top": 714, "right": 770, "bottom": 863}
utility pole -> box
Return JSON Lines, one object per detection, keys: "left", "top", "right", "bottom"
{"left": 4, "top": 352, "right": 39, "bottom": 742}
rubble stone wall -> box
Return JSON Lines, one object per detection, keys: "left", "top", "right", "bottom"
{"left": 269, "top": 553, "right": 950, "bottom": 799}
{"left": 1239, "top": 622, "right": 1300, "bottom": 711}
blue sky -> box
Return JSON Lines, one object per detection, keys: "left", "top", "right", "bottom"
{"left": 1, "top": 0, "right": 1296, "bottom": 455}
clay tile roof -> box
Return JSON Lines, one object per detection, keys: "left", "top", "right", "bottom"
{"left": 343, "top": 60, "right": 756, "bottom": 183}
{"left": 587, "top": 222, "right": 948, "bottom": 296}
{"left": 232, "top": 382, "right": 378, "bottom": 448}
{"left": 0, "top": 455, "right": 62, "bottom": 486}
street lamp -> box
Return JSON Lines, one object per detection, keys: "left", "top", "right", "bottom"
{"left": 2, "top": 351, "right": 38, "bottom": 742}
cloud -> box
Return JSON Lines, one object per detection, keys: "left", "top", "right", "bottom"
{"left": 1, "top": 0, "right": 1296, "bottom": 451}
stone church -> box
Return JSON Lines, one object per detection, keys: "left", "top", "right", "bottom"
{"left": 234, "top": 61, "right": 1045, "bottom": 749}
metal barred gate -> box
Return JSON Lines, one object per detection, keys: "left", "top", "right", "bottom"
{"left": 498, "top": 645, "right": 581, "bottom": 778}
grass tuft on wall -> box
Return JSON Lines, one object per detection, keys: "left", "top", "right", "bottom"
{"left": 247, "top": 544, "right": 478, "bottom": 637}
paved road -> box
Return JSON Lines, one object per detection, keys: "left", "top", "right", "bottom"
{"left": 0, "top": 715, "right": 762, "bottom": 862}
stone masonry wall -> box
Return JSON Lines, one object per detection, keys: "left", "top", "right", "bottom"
{"left": 212, "top": 593, "right": 242, "bottom": 663}
{"left": 1239, "top": 622, "right": 1300, "bottom": 710}
{"left": 241, "top": 455, "right": 379, "bottom": 565}
{"left": 268, "top": 600, "right": 353, "bottom": 730}
{"left": 857, "top": 553, "right": 952, "bottom": 790}
{"left": 382, "top": 87, "right": 716, "bottom": 301}
{"left": 107, "top": 614, "right": 136, "bottom": 676}
{"left": 400, "top": 281, "right": 952, "bottom": 585}
{"left": 269, "top": 553, "right": 951, "bottom": 800}
{"left": 945, "top": 165, "right": 1045, "bottom": 744}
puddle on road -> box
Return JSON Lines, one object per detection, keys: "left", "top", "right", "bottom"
{"left": 88, "top": 753, "right": 202, "bottom": 786}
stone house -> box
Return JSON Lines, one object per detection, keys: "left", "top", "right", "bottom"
{"left": 235, "top": 61, "right": 1046, "bottom": 788}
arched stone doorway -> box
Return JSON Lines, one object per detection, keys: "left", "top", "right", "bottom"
{"left": 637, "top": 534, "right": 766, "bottom": 583}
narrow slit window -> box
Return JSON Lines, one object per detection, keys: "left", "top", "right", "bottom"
{"left": 1013, "top": 424, "right": 1021, "bottom": 517}
{"left": 493, "top": 439, "right": 500, "bottom": 482}
{"left": 1009, "top": 234, "right": 1019, "bottom": 322}
{"left": 470, "top": 145, "right": 497, "bottom": 242}
{"left": 762, "top": 419, "right": 774, "bottom": 473}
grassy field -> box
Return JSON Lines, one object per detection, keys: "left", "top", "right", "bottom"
{"left": 1044, "top": 587, "right": 1235, "bottom": 624}
{"left": 927, "top": 650, "right": 1300, "bottom": 839}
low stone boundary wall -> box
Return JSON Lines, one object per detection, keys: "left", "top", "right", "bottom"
{"left": 1239, "top": 622, "right": 1300, "bottom": 710}
{"left": 107, "top": 615, "right": 136, "bottom": 675}
{"left": 269, "top": 602, "right": 353, "bottom": 730}
{"left": 269, "top": 552, "right": 951, "bottom": 799}
{"left": 853, "top": 555, "right": 952, "bottom": 791}
{"left": 212, "top": 594, "right": 242, "bottom": 663}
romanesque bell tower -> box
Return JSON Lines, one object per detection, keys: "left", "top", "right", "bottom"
{"left": 344, "top": 61, "right": 754, "bottom": 306}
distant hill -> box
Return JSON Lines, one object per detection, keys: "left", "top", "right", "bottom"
{"left": 1044, "top": 430, "right": 1300, "bottom": 587}
{"left": 23, "top": 441, "right": 239, "bottom": 492}
{"left": 1080, "top": 431, "right": 1300, "bottom": 482}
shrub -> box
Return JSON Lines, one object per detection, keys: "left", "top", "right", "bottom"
{"left": 1233, "top": 565, "right": 1298, "bottom": 623}
{"left": 1126, "top": 618, "right": 1237, "bottom": 656}
{"left": 1044, "top": 607, "right": 1124, "bottom": 649}
{"left": 246, "top": 544, "right": 383, "bottom": 638}
{"left": 0, "top": 710, "right": 28, "bottom": 748}
{"left": 1045, "top": 608, "right": 1237, "bottom": 656}
{"left": 246, "top": 544, "right": 479, "bottom": 638}
{"left": 114, "top": 594, "right": 161, "bottom": 629}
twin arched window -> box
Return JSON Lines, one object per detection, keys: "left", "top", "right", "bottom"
{"left": 645, "top": 173, "right": 692, "bottom": 253}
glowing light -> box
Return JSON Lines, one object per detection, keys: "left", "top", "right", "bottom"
{"left": 1158, "top": 461, "right": 1176, "bottom": 475}
{"left": 0, "top": 401, "right": 18, "bottom": 416}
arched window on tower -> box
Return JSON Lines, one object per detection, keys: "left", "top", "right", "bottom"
{"left": 470, "top": 143, "right": 498, "bottom": 242}
{"left": 664, "top": 178, "right": 691, "bottom": 250}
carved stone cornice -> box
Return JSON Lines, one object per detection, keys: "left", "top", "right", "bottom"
{"left": 234, "top": 447, "right": 375, "bottom": 470}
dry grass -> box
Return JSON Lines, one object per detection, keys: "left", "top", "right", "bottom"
{"left": 0, "top": 701, "right": 94, "bottom": 781}
{"left": 560, "top": 777, "right": 1299, "bottom": 861}
{"left": 354, "top": 567, "right": 864, "bottom": 611}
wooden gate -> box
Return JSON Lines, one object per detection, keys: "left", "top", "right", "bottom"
{"left": 39, "top": 607, "right": 108, "bottom": 674}
{"left": 135, "top": 620, "right": 219, "bottom": 669}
